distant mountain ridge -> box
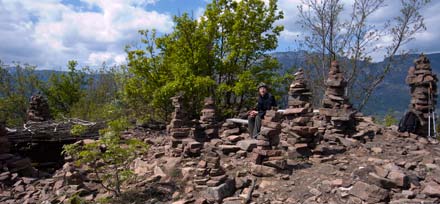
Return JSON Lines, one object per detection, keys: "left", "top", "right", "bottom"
{"left": 270, "top": 51, "right": 440, "bottom": 117}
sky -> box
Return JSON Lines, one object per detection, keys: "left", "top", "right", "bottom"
{"left": 0, "top": 0, "right": 439, "bottom": 70}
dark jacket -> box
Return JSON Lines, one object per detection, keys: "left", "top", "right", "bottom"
{"left": 256, "top": 93, "right": 277, "bottom": 118}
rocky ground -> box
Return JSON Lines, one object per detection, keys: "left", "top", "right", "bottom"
{"left": 2, "top": 122, "right": 440, "bottom": 204}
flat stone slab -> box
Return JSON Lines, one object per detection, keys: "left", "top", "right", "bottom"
{"left": 226, "top": 118, "right": 248, "bottom": 125}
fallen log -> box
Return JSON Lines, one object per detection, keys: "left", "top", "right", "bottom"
{"left": 7, "top": 118, "right": 103, "bottom": 144}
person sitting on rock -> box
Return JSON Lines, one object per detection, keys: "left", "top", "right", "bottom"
{"left": 248, "top": 82, "right": 277, "bottom": 139}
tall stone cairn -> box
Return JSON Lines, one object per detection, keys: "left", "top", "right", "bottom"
{"left": 251, "top": 110, "right": 287, "bottom": 171}
{"left": 282, "top": 69, "right": 318, "bottom": 158}
{"left": 27, "top": 94, "right": 52, "bottom": 122}
{"left": 168, "top": 95, "right": 191, "bottom": 144}
{"left": 167, "top": 94, "right": 202, "bottom": 157}
{"left": 322, "top": 61, "right": 353, "bottom": 110}
{"left": 406, "top": 54, "right": 438, "bottom": 136}
{"left": 319, "top": 61, "right": 356, "bottom": 138}
{"left": 199, "top": 97, "right": 219, "bottom": 139}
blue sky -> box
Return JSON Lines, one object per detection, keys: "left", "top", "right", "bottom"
{"left": 0, "top": 0, "right": 439, "bottom": 69}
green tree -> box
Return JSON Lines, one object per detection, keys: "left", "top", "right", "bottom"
{"left": 63, "top": 117, "right": 148, "bottom": 196}
{"left": 44, "top": 60, "right": 87, "bottom": 117}
{"left": 70, "top": 63, "right": 126, "bottom": 121}
{"left": 0, "top": 61, "right": 41, "bottom": 126}
{"left": 126, "top": 0, "right": 284, "bottom": 121}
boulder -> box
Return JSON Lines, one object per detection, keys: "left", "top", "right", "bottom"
{"left": 219, "top": 145, "right": 241, "bottom": 154}
{"left": 250, "top": 163, "right": 278, "bottom": 177}
{"left": 236, "top": 139, "right": 258, "bottom": 152}
{"left": 349, "top": 181, "right": 389, "bottom": 203}
{"left": 422, "top": 182, "right": 440, "bottom": 197}
{"left": 387, "top": 170, "right": 410, "bottom": 188}
{"left": 203, "top": 178, "right": 235, "bottom": 202}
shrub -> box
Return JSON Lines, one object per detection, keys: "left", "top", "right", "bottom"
{"left": 63, "top": 118, "right": 148, "bottom": 196}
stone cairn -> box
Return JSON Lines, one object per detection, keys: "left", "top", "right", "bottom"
{"left": 251, "top": 110, "right": 287, "bottom": 171}
{"left": 282, "top": 69, "right": 318, "bottom": 158}
{"left": 194, "top": 149, "right": 227, "bottom": 189}
{"left": 199, "top": 97, "right": 219, "bottom": 140}
{"left": 27, "top": 94, "right": 52, "bottom": 122}
{"left": 313, "top": 61, "right": 360, "bottom": 157}
{"left": 195, "top": 148, "right": 236, "bottom": 202}
{"left": 406, "top": 54, "right": 438, "bottom": 136}
{"left": 167, "top": 94, "right": 202, "bottom": 157}
{"left": 319, "top": 61, "right": 356, "bottom": 139}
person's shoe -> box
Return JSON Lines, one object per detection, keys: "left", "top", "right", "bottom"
{"left": 427, "top": 137, "right": 439, "bottom": 144}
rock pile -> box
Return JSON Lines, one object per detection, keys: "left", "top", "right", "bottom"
{"left": 282, "top": 69, "right": 318, "bottom": 159}
{"left": 0, "top": 162, "right": 99, "bottom": 204}
{"left": 286, "top": 68, "right": 313, "bottom": 109}
{"left": 319, "top": 61, "right": 356, "bottom": 141}
{"left": 167, "top": 95, "right": 202, "bottom": 157}
{"left": 348, "top": 162, "right": 413, "bottom": 203}
{"left": 321, "top": 61, "right": 353, "bottom": 111}
{"left": 220, "top": 121, "right": 246, "bottom": 139}
{"left": 405, "top": 54, "right": 438, "bottom": 136}
{"left": 196, "top": 149, "right": 235, "bottom": 202}
{"left": 26, "top": 94, "right": 52, "bottom": 122}
{"left": 250, "top": 110, "right": 287, "bottom": 175}
{"left": 194, "top": 149, "right": 226, "bottom": 189}
{"left": 198, "top": 97, "right": 219, "bottom": 140}
{"left": 217, "top": 119, "right": 253, "bottom": 156}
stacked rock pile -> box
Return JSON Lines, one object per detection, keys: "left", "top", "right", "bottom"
{"left": 27, "top": 94, "right": 52, "bottom": 122}
{"left": 319, "top": 61, "right": 356, "bottom": 140}
{"left": 405, "top": 54, "right": 438, "bottom": 136}
{"left": 216, "top": 120, "right": 251, "bottom": 155}
{"left": 199, "top": 97, "right": 219, "bottom": 140}
{"left": 167, "top": 95, "right": 201, "bottom": 157}
{"left": 282, "top": 69, "right": 318, "bottom": 158}
{"left": 250, "top": 110, "right": 287, "bottom": 173}
{"left": 194, "top": 149, "right": 228, "bottom": 189}
{"left": 195, "top": 148, "right": 236, "bottom": 203}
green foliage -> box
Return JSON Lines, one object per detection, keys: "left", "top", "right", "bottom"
{"left": 63, "top": 118, "right": 148, "bottom": 196}
{"left": 0, "top": 61, "right": 41, "bottom": 126}
{"left": 383, "top": 114, "right": 398, "bottom": 127}
{"left": 69, "top": 64, "right": 126, "bottom": 121}
{"left": 125, "top": 0, "right": 284, "bottom": 121}
{"left": 67, "top": 194, "right": 89, "bottom": 204}
{"left": 43, "top": 61, "right": 87, "bottom": 117}
{"left": 380, "top": 111, "right": 399, "bottom": 127}
{"left": 70, "top": 124, "right": 88, "bottom": 136}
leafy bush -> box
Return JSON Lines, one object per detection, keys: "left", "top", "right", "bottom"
{"left": 70, "top": 124, "right": 88, "bottom": 136}
{"left": 383, "top": 113, "right": 398, "bottom": 127}
{"left": 63, "top": 118, "right": 148, "bottom": 196}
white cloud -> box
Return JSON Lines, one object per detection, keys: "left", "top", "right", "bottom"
{"left": 0, "top": 0, "right": 173, "bottom": 68}
{"left": 0, "top": 0, "right": 438, "bottom": 68}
